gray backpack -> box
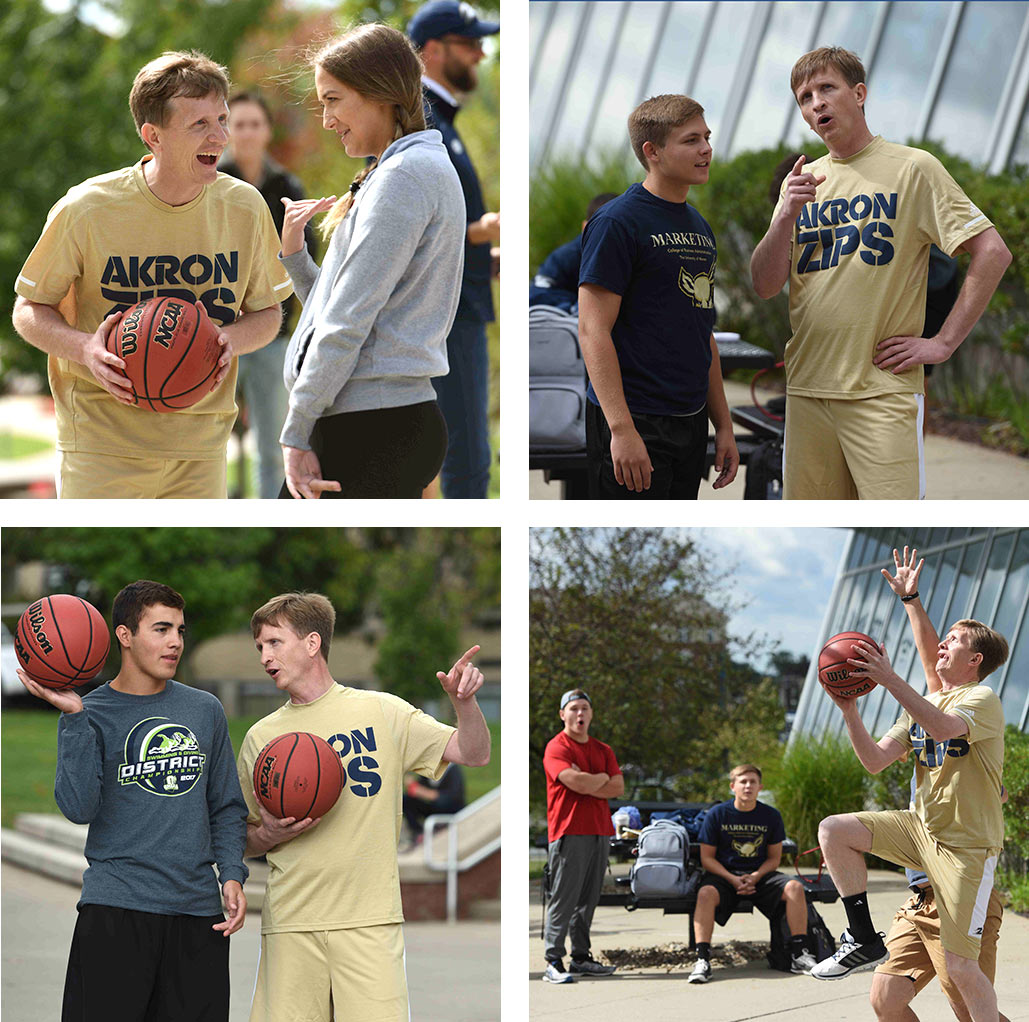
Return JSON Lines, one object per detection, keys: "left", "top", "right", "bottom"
{"left": 630, "top": 819, "right": 691, "bottom": 897}
{"left": 528, "top": 307, "right": 587, "bottom": 453}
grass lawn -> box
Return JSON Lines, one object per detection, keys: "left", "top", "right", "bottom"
{"left": 0, "top": 431, "right": 52, "bottom": 460}
{"left": 1, "top": 708, "right": 500, "bottom": 828}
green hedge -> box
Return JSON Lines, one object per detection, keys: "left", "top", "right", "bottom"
{"left": 530, "top": 144, "right": 1029, "bottom": 451}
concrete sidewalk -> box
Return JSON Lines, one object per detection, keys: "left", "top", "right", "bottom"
{"left": 2, "top": 862, "right": 500, "bottom": 1022}
{"left": 529, "top": 869, "right": 1029, "bottom": 1021}
{"left": 530, "top": 381, "right": 1029, "bottom": 500}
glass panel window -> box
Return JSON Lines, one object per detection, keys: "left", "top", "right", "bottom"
{"left": 549, "top": 2, "right": 628, "bottom": 160}
{"left": 1000, "top": 614, "right": 1029, "bottom": 724}
{"left": 530, "top": 2, "right": 590, "bottom": 164}
{"left": 925, "top": 547, "right": 959, "bottom": 634}
{"left": 688, "top": 1, "right": 757, "bottom": 139}
{"left": 864, "top": 3, "right": 951, "bottom": 145}
{"left": 947, "top": 541, "right": 986, "bottom": 623}
{"left": 589, "top": 3, "right": 673, "bottom": 155}
{"left": 928, "top": 2, "right": 1027, "bottom": 160}
{"left": 641, "top": 2, "right": 711, "bottom": 100}
{"left": 972, "top": 532, "right": 1016, "bottom": 623}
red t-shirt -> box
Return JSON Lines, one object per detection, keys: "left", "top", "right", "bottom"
{"left": 543, "top": 730, "right": 621, "bottom": 841}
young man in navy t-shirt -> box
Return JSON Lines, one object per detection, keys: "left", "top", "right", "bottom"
{"left": 578, "top": 94, "right": 738, "bottom": 499}
{"left": 689, "top": 763, "right": 815, "bottom": 983}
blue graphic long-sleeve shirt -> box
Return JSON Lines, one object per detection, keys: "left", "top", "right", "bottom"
{"left": 56, "top": 680, "right": 248, "bottom": 915}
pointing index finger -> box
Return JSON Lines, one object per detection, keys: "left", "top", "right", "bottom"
{"left": 791, "top": 154, "right": 806, "bottom": 175}
{"left": 456, "top": 644, "right": 481, "bottom": 666}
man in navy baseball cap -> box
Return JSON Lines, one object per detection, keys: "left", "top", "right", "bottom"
{"left": 408, "top": 1, "right": 499, "bottom": 501}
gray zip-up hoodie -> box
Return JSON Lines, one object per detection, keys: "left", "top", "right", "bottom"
{"left": 279, "top": 129, "right": 465, "bottom": 450}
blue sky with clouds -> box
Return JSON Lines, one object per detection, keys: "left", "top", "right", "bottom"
{"left": 682, "top": 528, "right": 850, "bottom": 667}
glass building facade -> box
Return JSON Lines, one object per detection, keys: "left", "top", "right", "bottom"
{"left": 530, "top": 1, "right": 1029, "bottom": 173}
{"left": 791, "top": 528, "right": 1029, "bottom": 741}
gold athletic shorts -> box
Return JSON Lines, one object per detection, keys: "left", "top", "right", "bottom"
{"left": 783, "top": 392, "right": 924, "bottom": 500}
{"left": 875, "top": 885, "right": 1003, "bottom": 1001}
{"left": 59, "top": 450, "right": 227, "bottom": 499}
{"left": 853, "top": 809, "right": 999, "bottom": 959}
{"left": 249, "top": 923, "right": 408, "bottom": 1022}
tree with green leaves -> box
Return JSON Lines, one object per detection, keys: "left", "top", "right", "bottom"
{"left": 529, "top": 528, "right": 783, "bottom": 810}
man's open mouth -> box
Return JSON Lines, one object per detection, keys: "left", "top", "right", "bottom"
{"left": 197, "top": 153, "right": 218, "bottom": 166}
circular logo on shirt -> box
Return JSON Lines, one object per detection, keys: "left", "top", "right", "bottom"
{"left": 118, "top": 717, "right": 206, "bottom": 797}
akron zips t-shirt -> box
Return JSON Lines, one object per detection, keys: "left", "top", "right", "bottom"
{"left": 237, "top": 684, "right": 455, "bottom": 933}
{"left": 15, "top": 156, "right": 292, "bottom": 459}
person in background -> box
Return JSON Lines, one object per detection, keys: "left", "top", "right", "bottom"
{"left": 402, "top": 763, "right": 466, "bottom": 848}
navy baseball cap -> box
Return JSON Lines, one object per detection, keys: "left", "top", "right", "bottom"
{"left": 408, "top": 1, "right": 500, "bottom": 47}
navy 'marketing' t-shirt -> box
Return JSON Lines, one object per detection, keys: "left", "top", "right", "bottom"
{"left": 579, "top": 183, "right": 716, "bottom": 416}
{"left": 698, "top": 799, "right": 786, "bottom": 874}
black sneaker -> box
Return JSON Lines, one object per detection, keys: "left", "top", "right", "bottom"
{"left": 542, "top": 960, "right": 575, "bottom": 984}
{"left": 810, "top": 929, "right": 888, "bottom": 980}
{"left": 569, "top": 955, "right": 616, "bottom": 976}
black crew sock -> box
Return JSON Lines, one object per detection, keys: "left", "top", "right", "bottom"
{"left": 841, "top": 892, "right": 877, "bottom": 944}
{"left": 788, "top": 934, "right": 808, "bottom": 956}
{"left": 696, "top": 941, "right": 711, "bottom": 961}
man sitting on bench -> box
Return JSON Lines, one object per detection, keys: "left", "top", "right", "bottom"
{"left": 689, "top": 763, "right": 816, "bottom": 983}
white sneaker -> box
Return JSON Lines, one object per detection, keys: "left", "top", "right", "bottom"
{"left": 542, "top": 960, "right": 575, "bottom": 984}
{"left": 810, "top": 930, "right": 888, "bottom": 980}
{"left": 688, "top": 958, "right": 711, "bottom": 984}
{"left": 790, "top": 949, "right": 818, "bottom": 974}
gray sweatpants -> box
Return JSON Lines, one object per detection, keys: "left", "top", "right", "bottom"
{"left": 544, "top": 834, "right": 611, "bottom": 962}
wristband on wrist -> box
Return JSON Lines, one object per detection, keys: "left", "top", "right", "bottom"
{"left": 900, "top": 592, "right": 920, "bottom": 603}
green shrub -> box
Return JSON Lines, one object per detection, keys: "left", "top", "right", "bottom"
{"left": 1000, "top": 724, "right": 1029, "bottom": 876}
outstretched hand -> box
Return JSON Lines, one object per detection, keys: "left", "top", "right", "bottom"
{"left": 437, "top": 645, "right": 484, "bottom": 702}
{"left": 18, "top": 668, "right": 83, "bottom": 714}
{"left": 881, "top": 546, "right": 923, "bottom": 599}
{"left": 847, "top": 639, "right": 897, "bottom": 689}
{"left": 281, "top": 196, "right": 337, "bottom": 257}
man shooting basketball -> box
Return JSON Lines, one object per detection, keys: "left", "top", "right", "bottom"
{"left": 814, "top": 547, "right": 1008, "bottom": 1022}
{"left": 236, "top": 592, "right": 491, "bottom": 1022}
{"left": 13, "top": 51, "right": 291, "bottom": 498}
{"left": 750, "top": 47, "right": 1011, "bottom": 499}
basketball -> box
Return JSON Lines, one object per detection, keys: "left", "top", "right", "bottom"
{"left": 818, "top": 630, "right": 878, "bottom": 698}
{"left": 14, "top": 595, "right": 110, "bottom": 690}
{"left": 253, "top": 732, "right": 345, "bottom": 820}
{"left": 107, "top": 297, "right": 222, "bottom": 411}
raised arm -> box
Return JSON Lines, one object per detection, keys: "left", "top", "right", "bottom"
{"left": 750, "top": 155, "right": 825, "bottom": 299}
{"left": 881, "top": 546, "right": 943, "bottom": 693}
{"left": 440, "top": 646, "right": 491, "bottom": 768}
{"left": 830, "top": 688, "right": 909, "bottom": 774}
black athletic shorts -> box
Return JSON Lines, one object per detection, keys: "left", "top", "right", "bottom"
{"left": 62, "top": 904, "right": 229, "bottom": 1022}
{"left": 699, "top": 870, "right": 793, "bottom": 927}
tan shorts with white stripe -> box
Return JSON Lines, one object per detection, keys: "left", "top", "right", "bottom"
{"left": 783, "top": 392, "right": 924, "bottom": 500}
{"left": 249, "top": 923, "right": 408, "bottom": 1022}
{"left": 853, "top": 809, "right": 998, "bottom": 959}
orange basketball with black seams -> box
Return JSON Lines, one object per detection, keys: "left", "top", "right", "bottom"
{"left": 818, "top": 630, "right": 879, "bottom": 698}
{"left": 14, "top": 594, "right": 110, "bottom": 690}
{"left": 253, "top": 732, "right": 345, "bottom": 820}
{"left": 107, "top": 296, "right": 222, "bottom": 411}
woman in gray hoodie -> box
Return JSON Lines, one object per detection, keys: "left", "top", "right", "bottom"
{"left": 278, "top": 23, "right": 465, "bottom": 498}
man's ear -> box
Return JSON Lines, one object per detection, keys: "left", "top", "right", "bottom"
{"left": 641, "top": 139, "right": 660, "bottom": 166}
{"left": 115, "top": 624, "right": 133, "bottom": 650}
{"left": 140, "top": 121, "right": 160, "bottom": 152}
{"left": 306, "top": 631, "right": 322, "bottom": 658}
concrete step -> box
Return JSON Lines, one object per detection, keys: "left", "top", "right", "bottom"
{"left": 1, "top": 827, "right": 86, "bottom": 887}
{"left": 14, "top": 813, "right": 88, "bottom": 853}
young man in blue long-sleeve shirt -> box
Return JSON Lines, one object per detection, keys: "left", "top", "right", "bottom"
{"left": 18, "top": 579, "right": 249, "bottom": 1022}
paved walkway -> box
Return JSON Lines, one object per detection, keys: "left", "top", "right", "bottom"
{"left": 2, "top": 863, "right": 500, "bottom": 1022}
{"left": 529, "top": 869, "right": 1029, "bottom": 1021}
{"left": 530, "top": 382, "right": 1029, "bottom": 500}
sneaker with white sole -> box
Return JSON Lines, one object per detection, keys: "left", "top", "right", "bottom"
{"left": 542, "top": 960, "right": 575, "bottom": 984}
{"left": 569, "top": 955, "right": 616, "bottom": 976}
{"left": 688, "top": 958, "right": 711, "bottom": 984}
{"left": 810, "top": 930, "right": 888, "bottom": 980}
{"left": 790, "top": 949, "right": 818, "bottom": 974}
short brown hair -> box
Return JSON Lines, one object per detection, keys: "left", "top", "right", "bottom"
{"left": 628, "top": 94, "right": 705, "bottom": 170}
{"left": 729, "top": 763, "right": 762, "bottom": 783}
{"left": 950, "top": 620, "right": 1010, "bottom": 681}
{"left": 112, "top": 580, "right": 185, "bottom": 634}
{"left": 790, "top": 47, "right": 866, "bottom": 111}
{"left": 251, "top": 593, "right": 336, "bottom": 662}
{"left": 129, "top": 51, "right": 230, "bottom": 143}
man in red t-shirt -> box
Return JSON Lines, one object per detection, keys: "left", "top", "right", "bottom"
{"left": 541, "top": 689, "right": 624, "bottom": 984}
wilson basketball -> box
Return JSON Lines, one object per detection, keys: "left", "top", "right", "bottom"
{"left": 818, "top": 630, "right": 878, "bottom": 698}
{"left": 107, "top": 297, "right": 221, "bottom": 411}
{"left": 253, "top": 732, "right": 345, "bottom": 820}
{"left": 14, "top": 595, "right": 110, "bottom": 690}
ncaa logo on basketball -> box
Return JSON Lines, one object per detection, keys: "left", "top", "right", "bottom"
{"left": 119, "top": 717, "right": 206, "bottom": 796}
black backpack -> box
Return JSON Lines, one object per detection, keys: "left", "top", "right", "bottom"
{"left": 744, "top": 438, "right": 783, "bottom": 500}
{"left": 766, "top": 901, "right": 836, "bottom": 971}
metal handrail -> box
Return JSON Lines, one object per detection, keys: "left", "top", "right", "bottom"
{"left": 423, "top": 786, "right": 501, "bottom": 923}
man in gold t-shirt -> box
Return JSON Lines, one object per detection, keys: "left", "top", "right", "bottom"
{"left": 814, "top": 546, "right": 1008, "bottom": 1022}
{"left": 236, "top": 593, "right": 492, "bottom": 1022}
{"left": 751, "top": 47, "right": 1011, "bottom": 500}
{"left": 13, "top": 51, "right": 291, "bottom": 498}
